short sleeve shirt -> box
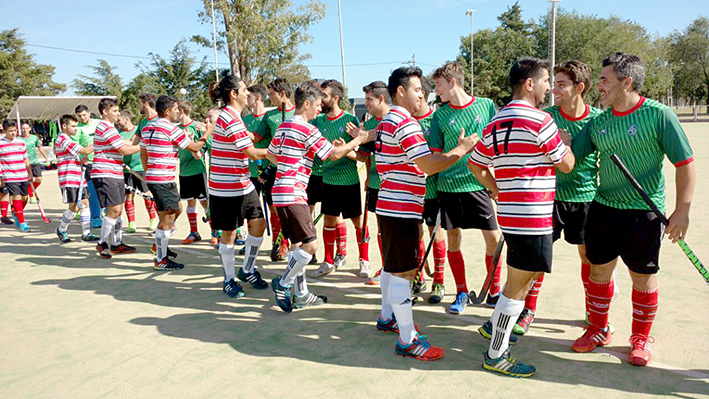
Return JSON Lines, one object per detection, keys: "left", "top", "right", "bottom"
{"left": 0, "top": 137, "right": 29, "bottom": 183}
{"left": 208, "top": 106, "right": 255, "bottom": 197}
{"left": 92, "top": 121, "right": 127, "bottom": 180}
{"left": 312, "top": 110, "right": 361, "bottom": 186}
{"left": 140, "top": 118, "right": 191, "bottom": 184}
{"left": 55, "top": 133, "right": 85, "bottom": 188}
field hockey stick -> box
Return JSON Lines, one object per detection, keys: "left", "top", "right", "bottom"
{"left": 124, "top": 184, "right": 154, "bottom": 203}
{"left": 610, "top": 153, "right": 708, "bottom": 286}
{"left": 262, "top": 191, "right": 271, "bottom": 236}
{"left": 313, "top": 211, "right": 324, "bottom": 226}
{"left": 124, "top": 165, "right": 146, "bottom": 182}
{"left": 414, "top": 211, "right": 441, "bottom": 282}
{"left": 469, "top": 234, "right": 505, "bottom": 305}
{"left": 32, "top": 189, "right": 51, "bottom": 224}
{"left": 361, "top": 188, "right": 370, "bottom": 243}
{"left": 76, "top": 166, "right": 86, "bottom": 209}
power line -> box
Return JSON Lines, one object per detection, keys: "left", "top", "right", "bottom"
{"left": 27, "top": 44, "right": 153, "bottom": 60}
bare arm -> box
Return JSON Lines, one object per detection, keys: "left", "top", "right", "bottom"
{"left": 37, "top": 145, "right": 49, "bottom": 163}
{"left": 413, "top": 128, "right": 477, "bottom": 175}
{"left": 244, "top": 146, "right": 268, "bottom": 161}
{"left": 78, "top": 144, "right": 93, "bottom": 155}
{"left": 117, "top": 144, "right": 140, "bottom": 156}
{"left": 140, "top": 147, "right": 148, "bottom": 172}
{"left": 266, "top": 152, "right": 278, "bottom": 165}
{"left": 555, "top": 146, "right": 576, "bottom": 174}
{"left": 666, "top": 161, "right": 696, "bottom": 242}
{"left": 468, "top": 163, "right": 499, "bottom": 201}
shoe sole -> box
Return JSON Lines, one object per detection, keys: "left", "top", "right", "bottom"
{"left": 271, "top": 279, "right": 293, "bottom": 313}
{"left": 482, "top": 362, "right": 534, "bottom": 378}
{"left": 111, "top": 249, "right": 136, "bottom": 254}
{"left": 572, "top": 338, "right": 612, "bottom": 353}
{"left": 629, "top": 356, "right": 650, "bottom": 367}
{"left": 396, "top": 350, "right": 444, "bottom": 361}
{"left": 428, "top": 296, "right": 442, "bottom": 304}
{"left": 98, "top": 252, "right": 112, "bottom": 259}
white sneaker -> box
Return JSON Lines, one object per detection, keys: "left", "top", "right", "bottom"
{"left": 333, "top": 253, "right": 346, "bottom": 270}
{"left": 358, "top": 259, "right": 371, "bottom": 278}
{"left": 311, "top": 262, "right": 335, "bottom": 278}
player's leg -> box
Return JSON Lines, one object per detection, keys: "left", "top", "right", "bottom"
{"left": 124, "top": 172, "right": 137, "bottom": 233}
{"left": 181, "top": 180, "right": 202, "bottom": 243}
{"left": 148, "top": 183, "right": 182, "bottom": 269}
{"left": 86, "top": 167, "right": 103, "bottom": 228}
{"left": 209, "top": 195, "right": 243, "bottom": 297}
{"left": 236, "top": 191, "right": 268, "bottom": 289}
{"left": 481, "top": 228, "right": 503, "bottom": 306}
{"left": 342, "top": 184, "right": 368, "bottom": 277}
{"left": 57, "top": 188, "right": 78, "bottom": 242}
{"left": 313, "top": 183, "right": 339, "bottom": 277}
{"left": 0, "top": 189, "right": 11, "bottom": 224}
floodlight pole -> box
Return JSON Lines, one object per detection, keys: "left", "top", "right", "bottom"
{"left": 211, "top": 0, "right": 219, "bottom": 81}
{"left": 549, "top": 0, "right": 561, "bottom": 106}
{"left": 337, "top": 0, "right": 347, "bottom": 87}
{"left": 466, "top": 9, "right": 477, "bottom": 95}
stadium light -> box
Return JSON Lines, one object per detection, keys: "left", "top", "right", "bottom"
{"left": 549, "top": 0, "right": 561, "bottom": 106}
{"left": 465, "top": 9, "right": 477, "bottom": 95}
{"left": 337, "top": 0, "right": 347, "bottom": 87}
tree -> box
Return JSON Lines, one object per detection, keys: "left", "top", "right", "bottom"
{"left": 497, "top": 1, "right": 534, "bottom": 34}
{"left": 121, "top": 73, "right": 161, "bottom": 119}
{"left": 193, "top": 0, "right": 325, "bottom": 85}
{"left": 71, "top": 59, "right": 124, "bottom": 102}
{"left": 670, "top": 17, "right": 709, "bottom": 108}
{"left": 0, "top": 29, "right": 66, "bottom": 117}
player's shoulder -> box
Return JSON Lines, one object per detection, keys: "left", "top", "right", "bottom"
{"left": 588, "top": 105, "right": 603, "bottom": 118}
{"left": 474, "top": 96, "right": 496, "bottom": 108}
{"left": 543, "top": 105, "right": 561, "bottom": 117}
{"left": 432, "top": 103, "right": 453, "bottom": 118}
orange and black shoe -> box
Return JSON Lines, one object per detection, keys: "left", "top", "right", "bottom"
{"left": 395, "top": 334, "right": 444, "bottom": 361}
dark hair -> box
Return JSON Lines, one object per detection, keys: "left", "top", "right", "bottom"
{"left": 98, "top": 98, "right": 118, "bottom": 114}
{"left": 554, "top": 60, "right": 593, "bottom": 97}
{"left": 321, "top": 79, "right": 345, "bottom": 102}
{"left": 602, "top": 52, "right": 645, "bottom": 92}
{"left": 119, "top": 109, "right": 132, "bottom": 119}
{"left": 363, "top": 81, "right": 390, "bottom": 104}
{"left": 509, "top": 57, "right": 551, "bottom": 93}
{"left": 295, "top": 80, "right": 323, "bottom": 109}
{"left": 156, "top": 95, "right": 178, "bottom": 117}
{"left": 3, "top": 120, "right": 17, "bottom": 130}
{"left": 74, "top": 105, "right": 90, "bottom": 114}
{"left": 388, "top": 67, "right": 423, "bottom": 99}
{"left": 267, "top": 78, "right": 292, "bottom": 98}
{"left": 432, "top": 61, "right": 466, "bottom": 88}
{"left": 60, "top": 114, "right": 78, "bottom": 126}
{"left": 248, "top": 84, "right": 268, "bottom": 100}
{"left": 138, "top": 93, "right": 157, "bottom": 108}
{"left": 177, "top": 99, "right": 192, "bottom": 115}
{"left": 420, "top": 76, "right": 432, "bottom": 100}
{"left": 209, "top": 75, "right": 243, "bottom": 105}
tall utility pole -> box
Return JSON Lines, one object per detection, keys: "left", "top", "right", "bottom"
{"left": 210, "top": 0, "right": 219, "bottom": 81}
{"left": 337, "top": 0, "right": 347, "bottom": 87}
{"left": 549, "top": 0, "right": 561, "bottom": 106}
{"left": 465, "top": 9, "right": 477, "bottom": 95}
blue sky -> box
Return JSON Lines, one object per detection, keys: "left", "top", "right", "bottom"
{"left": 2, "top": 0, "right": 706, "bottom": 99}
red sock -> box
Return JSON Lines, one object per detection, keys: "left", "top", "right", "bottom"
{"left": 632, "top": 286, "right": 658, "bottom": 338}
{"left": 447, "top": 250, "right": 467, "bottom": 293}
{"left": 581, "top": 262, "right": 591, "bottom": 314}
{"left": 485, "top": 254, "right": 503, "bottom": 297}
{"left": 336, "top": 222, "right": 347, "bottom": 256}
{"left": 12, "top": 199, "right": 25, "bottom": 223}
{"left": 587, "top": 278, "right": 614, "bottom": 330}
{"left": 524, "top": 274, "right": 545, "bottom": 311}
{"left": 270, "top": 213, "right": 281, "bottom": 244}
{"left": 356, "top": 226, "right": 369, "bottom": 261}
{"left": 188, "top": 211, "right": 198, "bottom": 233}
{"left": 125, "top": 199, "right": 136, "bottom": 223}
{"left": 432, "top": 240, "right": 446, "bottom": 285}
{"left": 416, "top": 238, "right": 426, "bottom": 269}
{"left": 146, "top": 199, "right": 157, "bottom": 219}
{"left": 32, "top": 181, "right": 41, "bottom": 190}
{"left": 323, "top": 226, "right": 336, "bottom": 264}
{"left": 377, "top": 231, "right": 384, "bottom": 264}
{"left": 28, "top": 184, "right": 34, "bottom": 199}
{"left": 1, "top": 200, "right": 8, "bottom": 218}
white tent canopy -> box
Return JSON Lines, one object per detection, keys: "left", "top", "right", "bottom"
{"left": 7, "top": 96, "right": 117, "bottom": 120}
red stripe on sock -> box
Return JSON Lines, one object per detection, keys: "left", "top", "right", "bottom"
{"left": 632, "top": 286, "right": 658, "bottom": 339}
{"left": 188, "top": 212, "right": 198, "bottom": 233}
{"left": 125, "top": 199, "right": 135, "bottom": 223}
{"left": 447, "top": 250, "right": 467, "bottom": 293}
{"left": 271, "top": 213, "right": 281, "bottom": 244}
{"left": 1, "top": 200, "right": 8, "bottom": 218}
{"left": 146, "top": 199, "right": 157, "bottom": 219}
{"left": 524, "top": 274, "right": 545, "bottom": 311}
{"left": 485, "top": 254, "right": 503, "bottom": 297}
{"left": 416, "top": 238, "right": 425, "bottom": 268}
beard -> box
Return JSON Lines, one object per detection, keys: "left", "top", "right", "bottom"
{"left": 321, "top": 99, "right": 334, "bottom": 114}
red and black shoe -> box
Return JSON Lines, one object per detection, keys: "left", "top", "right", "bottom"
{"left": 111, "top": 243, "right": 136, "bottom": 254}
{"left": 96, "top": 242, "right": 112, "bottom": 259}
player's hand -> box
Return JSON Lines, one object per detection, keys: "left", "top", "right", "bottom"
{"left": 332, "top": 138, "right": 346, "bottom": 147}
{"left": 457, "top": 128, "right": 478, "bottom": 154}
{"left": 195, "top": 121, "right": 207, "bottom": 133}
{"left": 558, "top": 129, "right": 572, "bottom": 146}
{"left": 666, "top": 208, "right": 690, "bottom": 243}
{"left": 202, "top": 120, "right": 215, "bottom": 139}
{"left": 346, "top": 122, "right": 358, "bottom": 137}
{"left": 488, "top": 188, "right": 499, "bottom": 202}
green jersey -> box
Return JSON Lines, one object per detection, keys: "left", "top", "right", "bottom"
{"left": 363, "top": 116, "right": 381, "bottom": 190}
{"left": 75, "top": 118, "right": 100, "bottom": 162}
{"left": 21, "top": 135, "right": 41, "bottom": 164}
{"left": 255, "top": 106, "right": 295, "bottom": 167}
{"left": 244, "top": 112, "right": 266, "bottom": 178}
{"left": 572, "top": 97, "right": 693, "bottom": 213}
{"left": 136, "top": 115, "right": 158, "bottom": 139}
{"left": 545, "top": 105, "right": 602, "bottom": 202}
{"left": 429, "top": 97, "right": 495, "bottom": 193}
{"left": 118, "top": 126, "right": 143, "bottom": 172}
{"left": 313, "top": 111, "right": 360, "bottom": 186}
{"left": 178, "top": 121, "right": 206, "bottom": 177}
{"left": 415, "top": 110, "right": 438, "bottom": 199}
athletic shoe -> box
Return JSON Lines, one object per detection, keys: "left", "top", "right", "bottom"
{"left": 238, "top": 246, "right": 246, "bottom": 256}
{"left": 448, "top": 292, "right": 470, "bottom": 314}
{"left": 478, "top": 320, "right": 518, "bottom": 344}
{"left": 482, "top": 349, "right": 535, "bottom": 378}
{"left": 271, "top": 277, "right": 293, "bottom": 313}
{"left": 412, "top": 275, "right": 426, "bottom": 295}
{"left": 278, "top": 241, "right": 289, "bottom": 259}
{"left": 150, "top": 244, "right": 177, "bottom": 259}
{"left": 309, "top": 254, "right": 318, "bottom": 265}
{"left": 366, "top": 268, "right": 382, "bottom": 285}
{"left": 182, "top": 232, "right": 202, "bottom": 245}
{"left": 90, "top": 218, "right": 102, "bottom": 229}
{"left": 29, "top": 195, "right": 37, "bottom": 204}
{"left": 583, "top": 312, "right": 616, "bottom": 334}
{"left": 269, "top": 242, "right": 281, "bottom": 262}
{"left": 223, "top": 279, "right": 245, "bottom": 298}
{"left": 572, "top": 327, "right": 612, "bottom": 353}
{"left": 56, "top": 228, "right": 71, "bottom": 243}
{"left": 333, "top": 253, "right": 346, "bottom": 270}
{"left": 74, "top": 212, "right": 80, "bottom": 220}
{"left": 18, "top": 222, "right": 31, "bottom": 232}
{"left": 14, "top": 217, "right": 19, "bottom": 227}
{"left": 237, "top": 268, "right": 268, "bottom": 290}
{"left": 395, "top": 334, "right": 444, "bottom": 361}
{"left": 428, "top": 283, "right": 445, "bottom": 304}
{"left": 235, "top": 237, "right": 246, "bottom": 246}
{"left": 235, "top": 228, "right": 246, "bottom": 245}
{"left": 148, "top": 218, "right": 159, "bottom": 231}
{"left": 127, "top": 222, "right": 137, "bottom": 234}
{"left": 513, "top": 309, "right": 535, "bottom": 335}
{"left": 96, "top": 242, "right": 112, "bottom": 259}
{"left": 154, "top": 258, "right": 184, "bottom": 271}
{"left": 210, "top": 237, "right": 219, "bottom": 246}
{"left": 111, "top": 243, "right": 136, "bottom": 254}
{"left": 82, "top": 233, "right": 100, "bottom": 242}
{"left": 628, "top": 335, "right": 654, "bottom": 366}
{"left": 485, "top": 293, "right": 500, "bottom": 308}
{"left": 293, "top": 292, "right": 327, "bottom": 309}
{"left": 311, "top": 262, "right": 335, "bottom": 278}
{"left": 358, "top": 259, "right": 371, "bottom": 278}
{"left": 376, "top": 315, "right": 421, "bottom": 334}
{"left": 1, "top": 217, "right": 13, "bottom": 225}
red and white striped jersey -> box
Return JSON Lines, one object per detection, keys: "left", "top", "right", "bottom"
{"left": 140, "top": 117, "right": 191, "bottom": 184}
{"left": 268, "top": 114, "right": 334, "bottom": 206}
{"left": 208, "top": 106, "right": 254, "bottom": 197}
{"left": 374, "top": 106, "right": 432, "bottom": 219}
{"left": 92, "top": 121, "right": 126, "bottom": 180}
{"left": 0, "top": 137, "right": 29, "bottom": 183}
{"left": 468, "top": 100, "right": 567, "bottom": 235}
{"left": 55, "top": 133, "right": 86, "bottom": 188}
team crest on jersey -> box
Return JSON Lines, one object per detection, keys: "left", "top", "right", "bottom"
{"left": 339, "top": 126, "right": 344, "bottom": 133}
{"left": 627, "top": 124, "right": 638, "bottom": 137}
{"left": 475, "top": 115, "right": 483, "bottom": 125}
{"left": 599, "top": 128, "right": 607, "bottom": 135}
{"left": 449, "top": 119, "right": 456, "bottom": 126}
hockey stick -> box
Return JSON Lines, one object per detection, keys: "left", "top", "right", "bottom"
{"left": 124, "top": 165, "right": 146, "bottom": 183}
{"left": 361, "top": 187, "right": 370, "bottom": 243}
{"left": 610, "top": 153, "right": 708, "bottom": 286}
{"left": 414, "top": 211, "right": 441, "bottom": 283}
{"left": 469, "top": 234, "right": 505, "bottom": 305}
{"left": 32, "top": 189, "right": 51, "bottom": 224}
{"left": 262, "top": 191, "right": 271, "bottom": 236}
{"left": 124, "top": 184, "right": 154, "bottom": 203}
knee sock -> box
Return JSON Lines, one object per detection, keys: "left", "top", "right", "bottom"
{"left": 146, "top": 199, "right": 157, "bottom": 220}
{"left": 587, "top": 278, "right": 614, "bottom": 330}
{"left": 294, "top": 268, "right": 308, "bottom": 297}
{"left": 282, "top": 248, "right": 313, "bottom": 286}
{"left": 32, "top": 181, "right": 41, "bottom": 190}
{"left": 377, "top": 231, "right": 384, "bottom": 264}
{"left": 99, "top": 216, "right": 117, "bottom": 245}
{"left": 270, "top": 213, "right": 281, "bottom": 245}
{"left": 1, "top": 199, "right": 9, "bottom": 218}
{"left": 524, "top": 274, "right": 544, "bottom": 311}
{"left": 336, "top": 222, "right": 347, "bottom": 256}
{"left": 488, "top": 294, "right": 525, "bottom": 358}
{"left": 389, "top": 275, "right": 417, "bottom": 344}
{"left": 416, "top": 238, "right": 426, "bottom": 269}
{"left": 447, "top": 250, "right": 467, "bottom": 293}
{"left": 218, "top": 243, "right": 236, "bottom": 282}
{"left": 581, "top": 262, "right": 591, "bottom": 314}
{"left": 433, "top": 240, "right": 446, "bottom": 285}
{"left": 356, "top": 226, "right": 369, "bottom": 261}
{"left": 187, "top": 206, "right": 198, "bottom": 233}
{"left": 242, "top": 234, "right": 264, "bottom": 274}
{"left": 632, "top": 286, "right": 659, "bottom": 338}
{"left": 112, "top": 217, "right": 123, "bottom": 246}
{"left": 59, "top": 209, "right": 75, "bottom": 232}
{"left": 125, "top": 199, "right": 136, "bottom": 223}
{"left": 379, "top": 271, "right": 393, "bottom": 320}
{"left": 485, "top": 254, "right": 503, "bottom": 297}
{"left": 12, "top": 199, "right": 25, "bottom": 223}
{"left": 80, "top": 207, "right": 91, "bottom": 236}
{"left": 323, "top": 226, "right": 336, "bottom": 264}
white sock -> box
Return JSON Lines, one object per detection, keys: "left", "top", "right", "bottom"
{"left": 186, "top": 206, "right": 197, "bottom": 214}
{"left": 155, "top": 229, "right": 169, "bottom": 261}
{"left": 294, "top": 268, "right": 308, "bottom": 297}
{"left": 112, "top": 217, "right": 123, "bottom": 246}
{"left": 488, "top": 294, "right": 525, "bottom": 359}
{"left": 282, "top": 248, "right": 313, "bottom": 286}
{"left": 242, "top": 234, "right": 264, "bottom": 274}
{"left": 59, "top": 209, "right": 74, "bottom": 232}
{"left": 389, "top": 275, "right": 416, "bottom": 344}
{"left": 80, "top": 207, "right": 91, "bottom": 236}
{"left": 379, "top": 271, "right": 393, "bottom": 320}
{"left": 219, "top": 243, "right": 236, "bottom": 282}
{"left": 100, "top": 217, "right": 117, "bottom": 245}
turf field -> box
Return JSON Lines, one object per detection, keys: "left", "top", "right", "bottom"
{"left": 1, "top": 124, "right": 708, "bottom": 398}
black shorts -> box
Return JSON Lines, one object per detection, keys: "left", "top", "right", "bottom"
{"left": 179, "top": 173, "right": 208, "bottom": 201}
{"left": 322, "top": 183, "right": 362, "bottom": 219}
{"left": 210, "top": 190, "right": 264, "bottom": 231}
{"left": 423, "top": 198, "right": 441, "bottom": 227}
{"left": 584, "top": 201, "right": 663, "bottom": 275}
{"left": 93, "top": 177, "right": 125, "bottom": 208}
{"left": 505, "top": 233, "right": 553, "bottom": 273}
{"left": 378, "top": 215, "right": 420, "bottom": 273}
{"left": 251, "top": 177, "right": 262, "bottom": 195}
{"left": 306, "top": 174, "right": 324, "bottom": 206}
{"left": 5, "top": 182, "right": 28, "bottom": 197}
{"left": 439, "top": 190, "right": 498, "bottom": 231}
{"left": 276, "top": 204, "right": 317, "bottom": 244}
{"left": 124, "top": 171, "right": 148, "bottom": 194}
{"left": 61, "top": 186, "right": 90, "bottom": 204}
{"left": 552, "top": 201, "right": 591, "bottom": 245}
{"left": 30, "top": 164, "right": 42, "bottom": 178}
{"left": 365, "top": 188, "right": 379, "bottom": 213}
{"left": 147, "top": 183, "right": 181, "bottom": 212}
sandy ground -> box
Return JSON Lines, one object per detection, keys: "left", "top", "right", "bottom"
{"left": 1, "top": 124, "right": 708, "bottom": 399}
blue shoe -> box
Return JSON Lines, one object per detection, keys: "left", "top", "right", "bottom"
{"left": 56, "top": 228, "right": 71, "bottom": 243}
{"left": 448, "top": 292, "right": 470, "bottom": 314}
{"left": 482, "top": 349, "right": 535, "bottom": 378}
{"left": 19, "top": 222, "right": 31, "bottom": 232}
{"left": 478, "top": 320, "right": 518, "bottom": 344}
{"left": 237, "top": 268, "right": 268, "bottom": 289}
{"left": 223, "top": 279, "right": 245, "bottom": 298}
{"left": 395, "top": 334, "right": 445, "bottom": 361}
{"left": 271, "top": 277, "right": 293, "bottom": 313}
{"left": 14, "top": 217, "right": 20, "bottom": 227}
{"left": 90, "top": 218, "right": 102, "bottom": 228}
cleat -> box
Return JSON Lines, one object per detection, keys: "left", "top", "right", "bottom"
{"left": 29, "top": 195, "right": 37, "bottom": 204}
{"left": 311, "top": 262, "right": 335, "bottom": 278}
{"left": 182, "top": 231, "right": 202, "bottom": 245}
{"left": 96, "top": 242, "right": 112, "bottom": 259}
{"left": 412, "top": 275, "right": 426, "bottom": 295}
{"left": 235, "top": 237, "right": 245, "bottom": 245}
{"left": 478, "top": 320, "right": 518, "bottom": 344}
{"left": 237, "top": 268, "right": 268, "bottom": 290}
{"left": 513, "top": 308, "right": 535, "bottom": 336}
{"left": 293, "top": 292, "right": 327, "bottom": 309}
{"left": 110, "top": 243, "right": 136, "bottom": 254}
{"left": 395, "top": 334, "right": 444, "bottom": 361}
{"left": 150, "top": 243, "right": 177, "bottom": 258}
{"left": 154, "top": 258, "right": 184, "bottom": 271}
{"left": 485, "top": 293, "right": 500, "bottom": 308}
{"left": 56, "top": 228, "right": 71, "bottom": 243}
{"left": 572, "top": 327, "right": 612, "bottom": 353}
{"left": 223, "top": 279, "right": 245, "bottom": 298}
{"left": 271, "top": 277, "right": 293, "bottom": 313}
{"left": 127, "top": 222, "right": 137, "bottom": 233}
{"left": 269, "top": 242, "right": 283, "bottom": 262}
{"left": 376, "top": 315, "right": 420, "bottom": 334}
{"left": 428, "top": 283, "right": 445, "bottom": 304}
{"left": 482, "top": 349, "right": 535, "bottom": 378}
{"left": 18, "top": 222, "right": 31, "bottom": 232}
{"left": 366, "top": 268, "right": 382, "bottom": 285}
{"left": 148, "top": 218, "right": 159, "bottom": 231}
{"left": 628, "top": 335, "right": 654, "bottom": 366}
{"left": 82, "top": 233, "right": 100, "bottom": 242}
{"left": 211, "top": 237, "right": 219, "bottom": 246}
{"left": 1, "top": 216, "right": 13, "bottom": 225}
{"left": 333, "top": 253, "right": 346, "bottom": 270}
{"left": 238, "top": 246, "right": 246, "bottom": 255}
{"left": 358, "top": 259, "right": 371, "bottom": 278}
{"left": 448, "top": 292, "right": 470, "bottom": 314}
